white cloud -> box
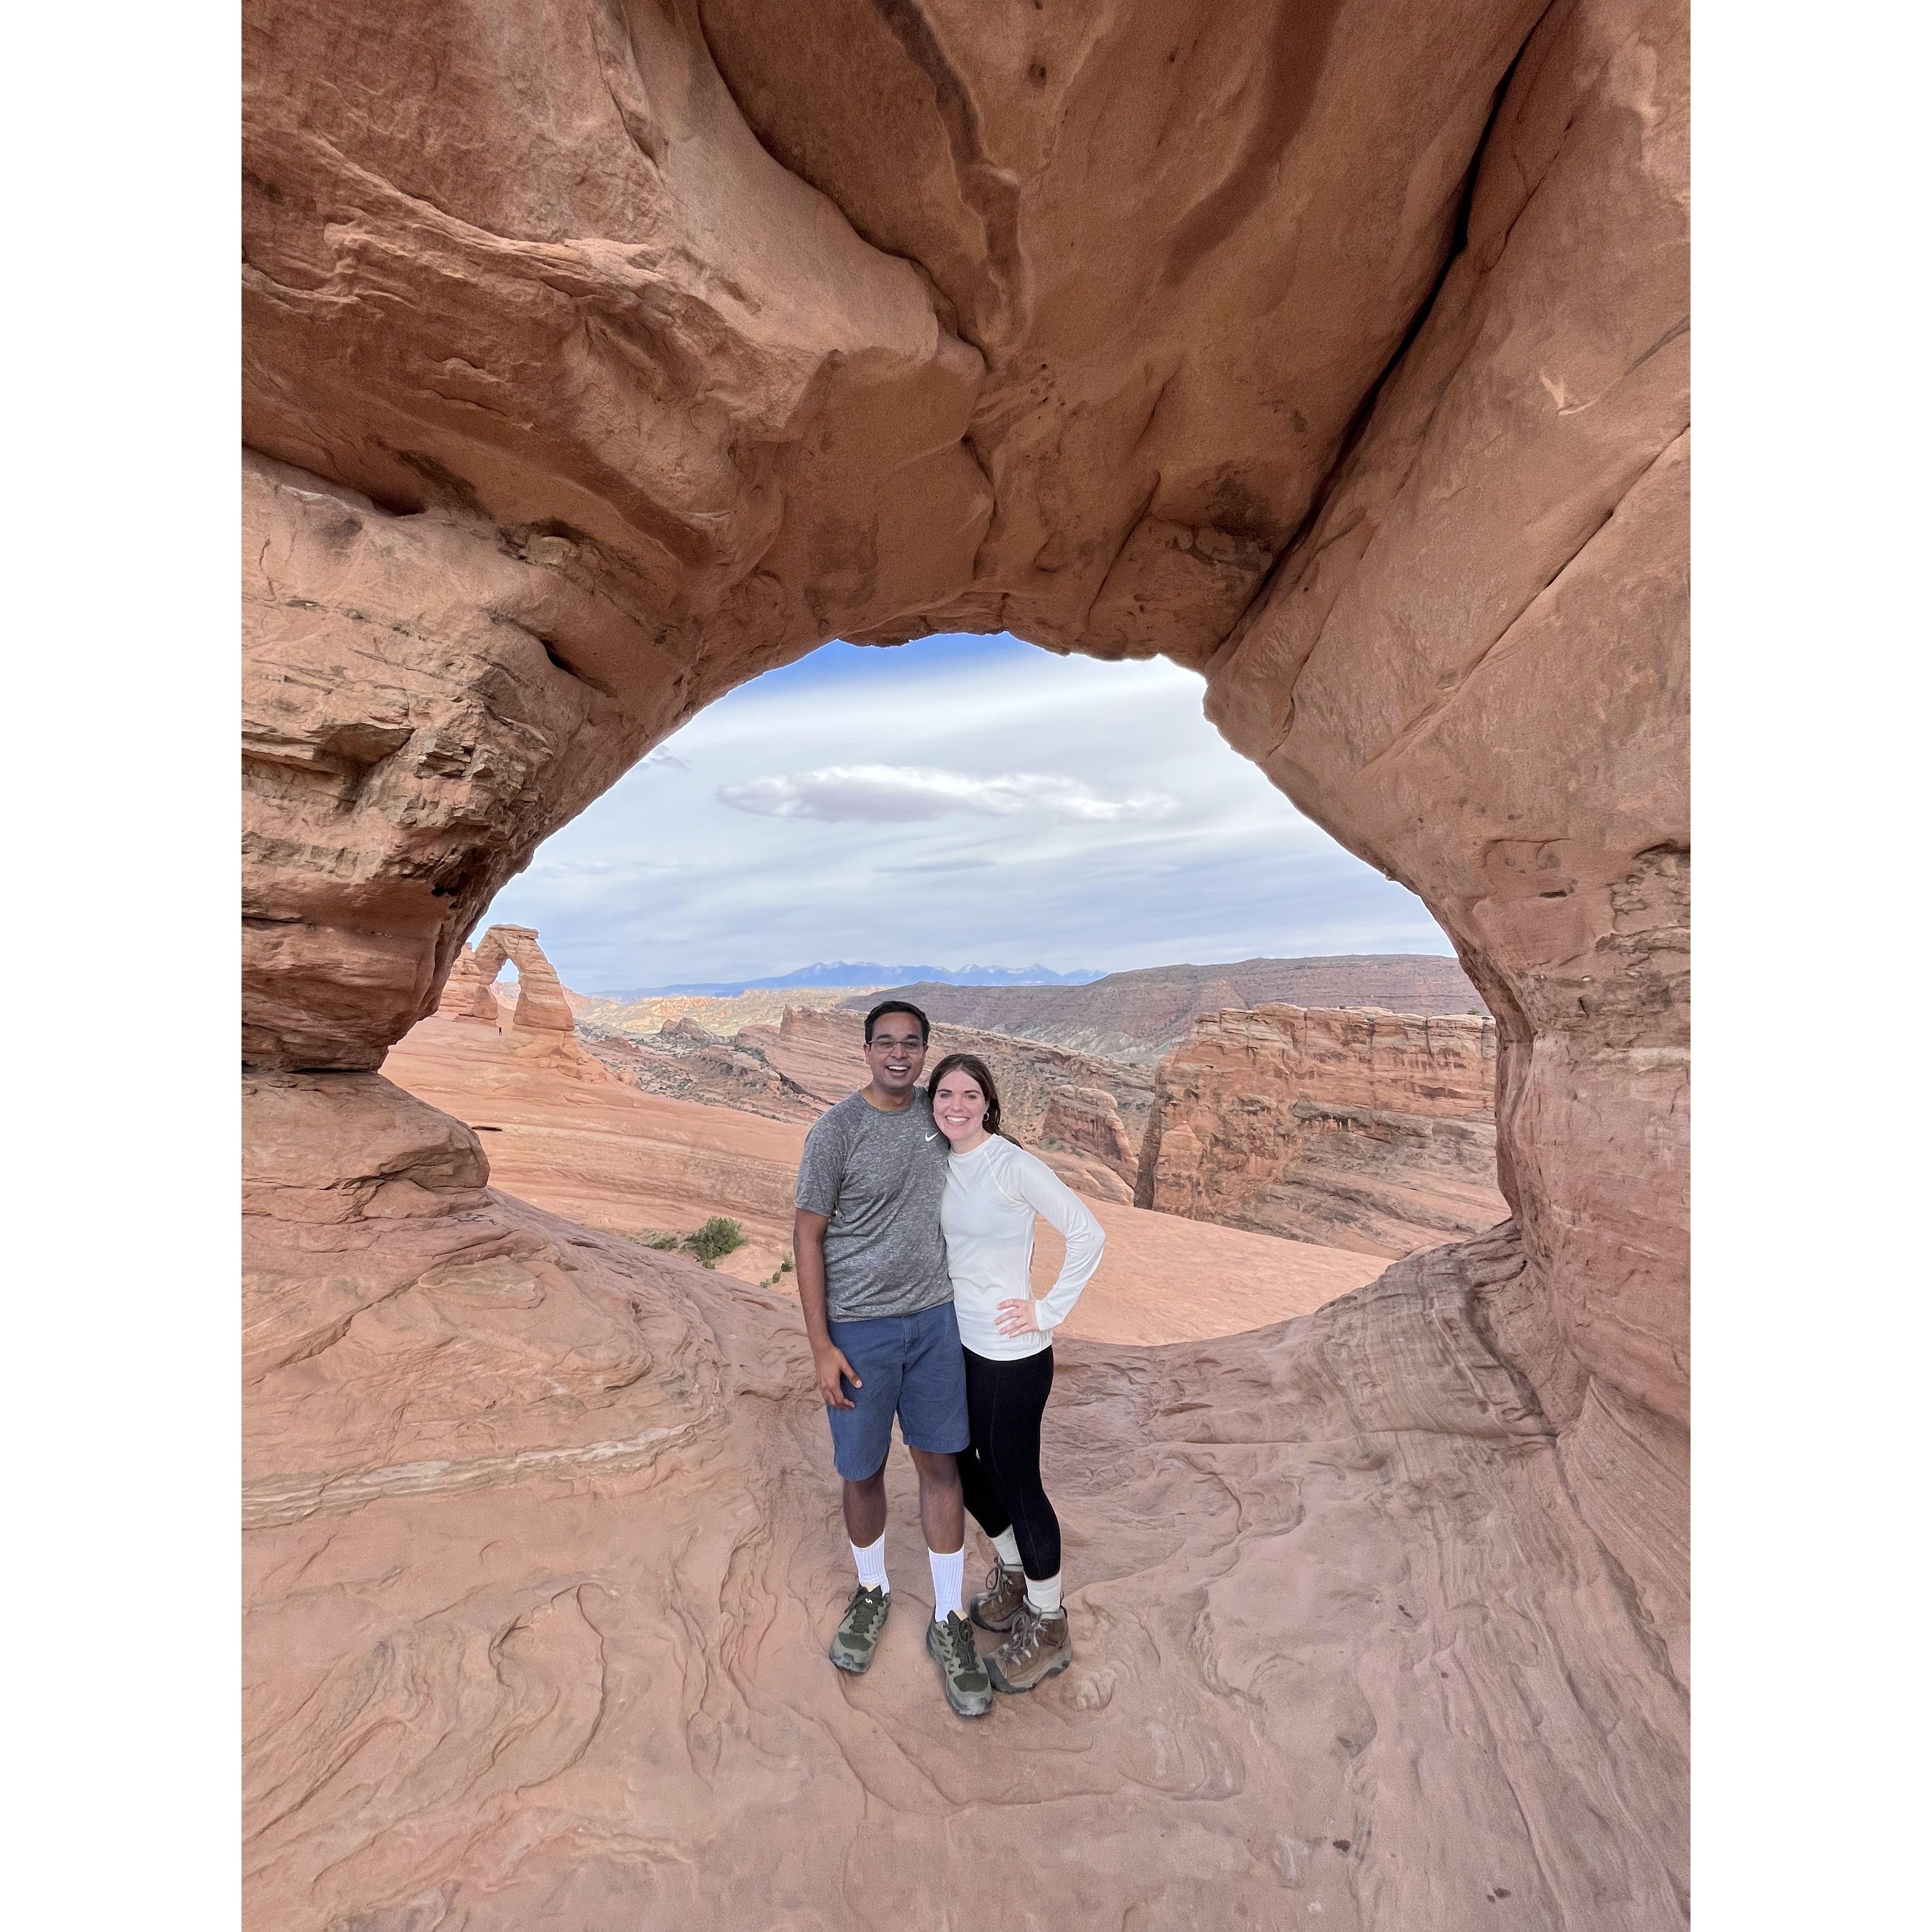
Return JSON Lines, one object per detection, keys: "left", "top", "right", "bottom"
{"left": 481, "top": 634, "right": 1454, "bottom": 990}
{"left": 717, "top": 765, "right": 1176, "bottom": 825}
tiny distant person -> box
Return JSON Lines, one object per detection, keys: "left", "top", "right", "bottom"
{"left": 793, "top": 1000, "right": 993, "bottom": 1719}
{"left": 928, "top": 1052, "right": 1105, "bottom": 1693}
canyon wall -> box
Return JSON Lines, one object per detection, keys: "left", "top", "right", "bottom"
{"left": 848, "top": 955, "right": 1488, "bottom": 1063}
{"left": 1138, "top": 1005, "right": 1508, "bottom": 1258}
{"left": 1040, "top": 1085, "right": 1139, "bottom": 1189}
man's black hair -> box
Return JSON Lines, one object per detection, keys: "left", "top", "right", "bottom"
{"left": 864, "top": 998, "right": 931, "bottom": 1045}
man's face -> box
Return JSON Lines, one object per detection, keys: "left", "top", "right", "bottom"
{"left": 864, "top": 1016, "right": 928, "bottom": 1095}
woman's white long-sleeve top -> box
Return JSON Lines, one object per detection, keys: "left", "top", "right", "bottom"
{"left": 941, "top": 1135, "right": 1106, "bottom": 1360}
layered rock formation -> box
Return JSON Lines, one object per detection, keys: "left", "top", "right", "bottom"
{"left": 242, "top": 0, "right": 1689, "bottom": 1426}
{"left": 1037, "top": 1083, "right": 1139, "bottom": 1204}
{"left": 435, "top": 943, "right": 498, "bottom": 1022}
{"left": 849, "top": 954, "right": 1487, "bottom": 1063}
{"left": 243, "top": 0, "right": 1689, "bottom": 1920}
{"left": 1139, "top": 1005, "right": 1509, "bottom": 1258}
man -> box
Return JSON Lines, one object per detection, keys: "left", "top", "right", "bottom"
{"left": 794, "top": 999, "right": 992, "bottom": 1719}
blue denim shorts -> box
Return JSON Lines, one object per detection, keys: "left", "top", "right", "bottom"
{"left": 824, "top": 1299, "right": 970, "bottom": 1480}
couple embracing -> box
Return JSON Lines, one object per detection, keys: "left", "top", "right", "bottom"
{"left": 793, "top": 999, "right": 1106, "bottom": 1717}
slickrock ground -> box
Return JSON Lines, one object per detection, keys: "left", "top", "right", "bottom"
{"left": 385, "top": 1015, "right": 804, "bottom": 1281}
{"left": 1141, "top": 1006, "right": 1511, "bottom": 1259}
{"left": 384, "top": 1013, "right": 1383, "bottom": 1329}
{"left": 850, "top": 956, "right": 1488, "bottom": 1064}
{"left": 243, "top": 1077, "right": 1683, "bottom": 1931}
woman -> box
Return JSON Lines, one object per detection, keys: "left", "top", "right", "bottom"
{"left": 927, "top": 1052, "right": 1106, "bottom": 1693}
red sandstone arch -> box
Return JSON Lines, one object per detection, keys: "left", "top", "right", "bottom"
{"left": 443, "top": 925, "right": 578, "bottom": 1034}
{"left": 241, "top": 2, "right": 1688, "bottom": 1920}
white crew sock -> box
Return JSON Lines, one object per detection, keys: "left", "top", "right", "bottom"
{"left": 990, "top": 1528, "right": 1023, "bottom": 1571}
{"left": 851, "top": 1534, "right": 889, "bottom": 1594}
{"left": 929, "top": 1545, "right": 965, "bottom": 1623}
{"left": 1025, "top": 1572, "right": 1063, "bottom": 1617}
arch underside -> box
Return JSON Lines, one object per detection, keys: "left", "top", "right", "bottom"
{"left": 241, "top": 1, "right": 1688, "bottom": 1923}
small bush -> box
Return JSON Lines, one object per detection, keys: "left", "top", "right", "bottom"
{"left": 624, "top": 1230, "right": 681, "bottom": 1251}
{"left": 685, "top": 1216, "right": 745, "bottom": 1267}
{"left": 779, "top": 1254, "right": 794, "bottom": 1274}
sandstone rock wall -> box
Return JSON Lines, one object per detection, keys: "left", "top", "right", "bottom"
{"left": 1040, "top": 1085, "right": 1138, "bottom": 1185}
{"left": 1202, "top": 0, "right": 1689, "bottom": 1429}
{"left": 241, "top": 0, "right": 1687, "bottom": 1444}
{"left": 1137, "top": 1005, "right": 1509, "bottom": 1259}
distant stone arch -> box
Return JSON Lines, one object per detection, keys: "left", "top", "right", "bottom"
{"left": 437, "top": 925, "right": 575, "bottom": 1035}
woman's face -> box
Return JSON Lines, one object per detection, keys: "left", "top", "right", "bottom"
{"left": 932, "top": 1071, "right": 988, "bottom": 1147}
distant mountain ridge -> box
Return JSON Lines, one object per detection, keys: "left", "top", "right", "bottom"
{"left": 597, "top": 961, "right": 1106, "bottom": 998}
{"left": 837, "top": 954, "right": 1484, "bottom": 1066}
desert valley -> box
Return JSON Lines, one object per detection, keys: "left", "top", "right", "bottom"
{"left": 385, "top": 929, "right": 1500, "bottom": 1341}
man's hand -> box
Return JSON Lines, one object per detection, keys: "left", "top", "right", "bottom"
{"left": 994, "top": 1297, "right": 1042, "bottom": 1338}
{"left": 814, "top": 1341, "right": 861, "bottom": 1409}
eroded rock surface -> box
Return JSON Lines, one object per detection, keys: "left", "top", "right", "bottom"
{"left": 1139, "top": 1005, "right": 1510, "bottom": 1258}
{"left": 245, "top": 1088, "right": 1683, "bottom": 1930}
{"left": 1038, "top": 1083, "right": 1140, "bottom": 1204}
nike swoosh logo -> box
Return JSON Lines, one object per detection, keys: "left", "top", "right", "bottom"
{"left": 926, "top": 1132, "right": 941, "bottom": 1142}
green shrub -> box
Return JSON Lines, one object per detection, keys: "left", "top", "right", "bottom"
{"left": 779, "top": 1254, "right": 794, "bottom": 1274}
{"left": 625, "top": 1230, "right": 681, "bottom": 1251}
{"left": 684, "top": 1216, "right": 745, "bottom": 1267}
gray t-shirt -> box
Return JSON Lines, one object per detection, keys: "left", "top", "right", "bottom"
{"left": 795, "top": 1090, "right": 953, "bottom": 1322}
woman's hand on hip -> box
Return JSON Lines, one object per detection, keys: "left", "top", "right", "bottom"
{"left": 993, "top": 1297, "right": 1042, "bottom": 1338}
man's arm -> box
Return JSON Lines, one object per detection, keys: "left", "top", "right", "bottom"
{"left": 794, "top": 1208, "right": 860, "bottom": 1409}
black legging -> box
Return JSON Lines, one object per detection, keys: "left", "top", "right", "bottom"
{"left": 956, "top": 1344, "right": 1060, "bottom": 1580}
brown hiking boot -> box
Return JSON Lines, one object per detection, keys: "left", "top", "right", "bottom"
{"left": 969, "top": 1559, "right": 1028, "bottom": 1633}
{"left": 986, "top": 1603, "right": 1072, "bottom": 1694}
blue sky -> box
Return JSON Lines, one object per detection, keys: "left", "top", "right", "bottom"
{"left": 480, "top": 633, "right": 1453, "bottom": 993}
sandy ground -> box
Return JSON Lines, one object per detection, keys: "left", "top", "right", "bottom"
{"left": 383, "top": 1015, "right": 1384, "bottom": 1341}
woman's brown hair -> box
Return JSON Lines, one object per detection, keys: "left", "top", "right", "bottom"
{"left": 926, "top": 1052, "right": 1003, "bottom": 1138}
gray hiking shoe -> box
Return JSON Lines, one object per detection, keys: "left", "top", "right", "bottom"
{"left": 969, "top": 1559, "right": 1028, "bottom": 1633}
{"left": 986, "top": 1604, "right": 1073, "bottom": 1694}
{"left": 925, "top": 1610, "right": 993, "bottom": 1717}
{"left": 829, "top": 1584, "right": 890, "bottom": 1674}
